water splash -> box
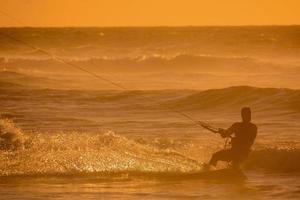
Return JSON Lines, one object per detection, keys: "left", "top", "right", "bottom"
{"left": 0, "top": 119, "right": 299, "bottom": 177}
{"left": 0, "top": 119, "right": 25, "bottom": 150}
{"left": 0, "top": 125, "right": 202, "bottom": 176}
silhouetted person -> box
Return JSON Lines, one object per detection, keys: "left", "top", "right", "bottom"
{"left": 208, "top": 107, "right": 257, "bottom": 169}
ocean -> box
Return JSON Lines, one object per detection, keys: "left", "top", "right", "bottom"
{"left": 0, "top": 26, "right": 300, "bottom": 199}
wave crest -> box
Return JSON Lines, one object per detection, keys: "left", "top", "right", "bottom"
{"left": 2, "top": 54, "right": 284, "bottom": 74}
{"left": 245, "top": 147, "right": 300, "bottom": 172}
{"left": 167, "top": 86, "right": 300, "bottom": 111}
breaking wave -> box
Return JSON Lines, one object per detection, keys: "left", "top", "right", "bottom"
{"left": 1, "top": 54, "right": 286, "bottom": 74}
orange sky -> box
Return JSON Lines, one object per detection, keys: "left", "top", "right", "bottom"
{"left": 0, "top": 0, "right": 299, "bottom": 27}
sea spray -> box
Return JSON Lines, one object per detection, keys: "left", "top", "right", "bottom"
{"left": 0, "top": 124, "right": 202, "bottom": 177}
{"left": 0, "top": 118, "right": 25, "bottom": 150}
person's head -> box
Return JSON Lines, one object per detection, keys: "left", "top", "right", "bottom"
{"left": 241, "top": 107, "right": 251, "bottom": 122}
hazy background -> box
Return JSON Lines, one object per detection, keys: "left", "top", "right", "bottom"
{"left": 1, "top": 0, "right": 300, "bottom": 27}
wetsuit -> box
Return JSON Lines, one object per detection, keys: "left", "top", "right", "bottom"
{"left": 209, "top": 121, "right": 257, "bottom": 168}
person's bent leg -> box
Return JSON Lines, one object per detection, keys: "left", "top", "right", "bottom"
{"left": 230, "top": 149, "right": 250, "bottom": 169}
{"left": 209, "top": 149, "right": 232, "bottom": 167}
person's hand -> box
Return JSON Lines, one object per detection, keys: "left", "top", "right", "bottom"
{"left": 218, "top": 128, "right": 225, "bottom": 133}
{"left": 201, "top": 124, "right": 208, "bottom": 129}
{"left": 218, "top": 128, "right": 228, "bottom": 138}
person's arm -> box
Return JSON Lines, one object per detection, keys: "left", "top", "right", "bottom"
{"left": 199, "top": 121, "right": 219, "bottom": 133}
{"left": 200, "top": 124, "right": 218, "bottom": 133}
{"left": 249, "top": 125, "right": 258, "bottom": 146}
{"left": 218, "top": 123, "right": 236, "bottom": 138}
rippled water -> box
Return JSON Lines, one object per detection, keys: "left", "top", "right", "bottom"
{"left": 0, "top": 172, "right": 299, "bottom": 200}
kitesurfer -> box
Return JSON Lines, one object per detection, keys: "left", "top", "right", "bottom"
{"left": 204, "top": 107, "right": 257, "bottom": 170}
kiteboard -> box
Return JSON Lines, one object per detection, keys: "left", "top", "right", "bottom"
{"left": 181, "top": 168, "right": 247, "bottom": 181}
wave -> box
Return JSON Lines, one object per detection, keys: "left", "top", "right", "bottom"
{"left": 79, "top": 86, "right": 300, "bottom": 112}
{"left": 0, "top": 75, "right": 299, "bottom": 112}
{"left": 1, "top": 27, "right": 300, "bottom": 51}
{"left": 166, "top": 86, "right": 300, "bottom": 112}
{"left": 90, "top": 91, "right": 147, "bottom": 102}
{"left": 0, "top": 119, "right": 299, "bottom": 177}
{"left": 0, "top": 71, "right": 29, "bottom": 79}
{"left": 245, "top": 148, "right": 300, "bottom": 173}
{"left": 0, "top": 81, "right": 22, "bottom": 88}
{"left": 2, "top": 54, "right": 292, "bottom": 74}
{"left": 1, "top": 71, "right": 299, "bottom": 112}
{"left": 0, "top": 71, "right": 58, "bottom": 88}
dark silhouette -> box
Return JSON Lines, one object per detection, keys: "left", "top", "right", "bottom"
{"left": 207, "top": 107, "right": 257, "bottom": 169}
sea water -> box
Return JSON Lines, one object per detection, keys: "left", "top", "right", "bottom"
{"left": 0, "top": 27, "right": 300, "bottom": 199}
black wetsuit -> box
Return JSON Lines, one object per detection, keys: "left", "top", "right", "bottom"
{"left": 209, "top": 121, "right": 257, "bottom": 167}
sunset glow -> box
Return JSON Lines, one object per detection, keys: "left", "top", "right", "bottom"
{"left": 1, "top": 0, "right": 300, "bottom": 27}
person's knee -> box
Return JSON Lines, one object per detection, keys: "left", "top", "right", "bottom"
{"left": 213, "top": 150, "right": 225, "bottom": 159}
{"left": 209, "top": 151, "right": 223, "bottom": 166}
{"left": 211, "top": 152, "right": 217, "bottom": 158}
{"left": 210, "top": 152, "right": 219, "bottom": 162}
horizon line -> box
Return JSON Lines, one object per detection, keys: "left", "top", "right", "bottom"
{"left": 1, "top": 24, "right": 300, "bottom": 28}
